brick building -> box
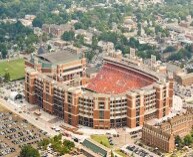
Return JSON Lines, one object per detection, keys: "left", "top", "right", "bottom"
{"left": 25, "top": 50, "right": 173, "bottom": 129}
{"left": 42, "top": 24, "right": 73, "bottom": 37}
{"left": 175, "top": 72, "right": 193, "bottom": 86}
{"left": 142, "top": 109, "right": 193, "bottom": 152}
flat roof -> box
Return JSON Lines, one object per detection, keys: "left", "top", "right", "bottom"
{"left": 166, "top": 63, "right": 182, "bottom": 73}
{"left": 37, "top": 51, "right": 81, "bottom": 64}
{"left": 179, "top": 72, "right": 193, "bottom": 79}
{"left": 86, "top": 67, "right": 99, "bottom": 75}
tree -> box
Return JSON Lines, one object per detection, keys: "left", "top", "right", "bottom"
{"left": 184, "top": 135, "right": 193, "bottom": 146}
{"left": 61, "top": 31, "right": 75, "bottom": 41}
{"left": 32, "top": 18, "right": 43, "bottom": 28}
{"left": 26, "top": 45, "right": 35, "bottom": 54}
{"left": 74, "top": 22, "right": 84, "bottom": 30}
{"left": 42, "top": 33, "right": 48, "bottom": 42}
{"left": 85, "top": 50, "right": 95, "bottom": 62}
{"left": 91, "top": 36, "right": 98, "bottom": 49}
{"left": 0, "top": 43, "right": 7, "bottom": 58}
{"left": 63, "top": 140, "right": 75, "bottom": 150}
{"left": 137, "top": 23, "right": 142, "bottom": 36}
{"left": 76, "top": 34, "right": 84, "bottom": 45}
{"left": 53, "top": 134, "right": 62, "bottom": 142}
{"left": 38, "top": 138, "right": 50, "bottom": 150}
{"left": 175, "top": 135, "right": 183, "bottom": 148}
{"left": 63, "top": 0, "right": 72, "bottom": 9}
{"left": 20, "top": 145, "right": 40, "bottom": 157}
{"left": 48, "top": 45, "right": 52, "bottom": 51}
{"left": 4, "top": 72, "right": 10, "bottom": 82}
{"left": 163, "top": 46, "right": 176, "bottom": 53}
{"left": 99, "top": 32, "right": 118, "bottom": 44}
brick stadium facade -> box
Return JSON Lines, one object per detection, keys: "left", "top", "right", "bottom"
{"left": 25, "top": 50, "right": 173, "bottom": 129}
{"left": 142, "top": 109, "right": 193, "bottom": 152}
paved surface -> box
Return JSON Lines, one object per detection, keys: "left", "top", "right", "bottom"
{"left": 147, "top": 95, "right": 184, "bottom": 125}
{"left": 121, "top": 143, "right": 160, "bottom": 157}
{"left": 0, "top": 98, "right": 85, "bottom": 150}
{"left": 0, "top": 105, "right": 47, "bottom": 157}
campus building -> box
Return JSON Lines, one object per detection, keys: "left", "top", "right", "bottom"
{"left": 24, "top": 49, "right": 173, "bottom": 129}
{"left": 142, "top": 108, "right": 193, "bottom": 152}
{"left": 42, "top": 24, "right": 73, "bottom": 37}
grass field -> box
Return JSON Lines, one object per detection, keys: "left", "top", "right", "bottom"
{"left": 115, "top": 149, "right": 127, "bottom": 157}
{"left": 91, "top": 135, "right": 111, "bottom": 148}
{"left": 0, "top": 58, "right": 25, "bottom": 80}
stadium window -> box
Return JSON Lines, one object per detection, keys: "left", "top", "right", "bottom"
{"left": 163, "top": 108, "right": 166, "bottom": 117}
{"left": 99, "top": 102, "right": 105, "bottom": 109}
{"left": 46, "top": 94, "right": 49, "bottom": 101}
{"left": 99, "top": 111, "right": 104, "bottom": 119}
{"left": 136, "top": 111, "right": 140, "bottom": 116}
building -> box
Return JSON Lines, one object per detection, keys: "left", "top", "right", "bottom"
{"left": 25, "top": 49, "right": 173, "bottom": 129}
{"left": 75, "top": 29, "right": 93, "bottom": 45}
{"left": 142, "top": 108, "right": 193, "bottom": 152}
{"left": 42, "top": 24, "right": 73, "bottom": 37}
{"left": 175, "top": 72, "right": 193, "bottom": 86}
{"left": 81, "top": 139, "right": 111, "bottom": 157}
{"left": 97, "top": 41, "right": 115, "bottom": 54}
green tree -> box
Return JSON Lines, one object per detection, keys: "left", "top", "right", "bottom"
{"left": 38, "top": 138, "right": 50, "bottom": 150}
{"left": 0, "top": 43, "right": 7, "bottom": 58}
{"left": 48, "top": 45, "right": 52, "bottom": 51}
{"left": 74, "top": 22, "right": 84, "bottom": 30}
{"left": 32, "top": 18, "right": 44, "bottom": 28}
{"left": 76, "top": 34, "right": 84, "bottom": 45}
{"left": 63, "top": 140, "right": 75, "bottom": 150}
{"left": 91, "top": 36, "right": 98, "bottom": 49}
{"left": 175, "top": 135, "right": 183, "bottom": 148}
{"left": 63, "top": 0, "right": 72, "bottom": 9}
{"left": 85, "top": 51, "right": 95, "bottom": 62}
{"left": 26, "top": 45, "right": 35, "bottom": 54}
{"left": 4, "top": 72, "right": 10, "bottom": 82}
{"left": 20, "top": 145, "right": 40, "bottom": 157}
{"left": 42, "top": 33, "right": 48, "bottom": 42}
{"left": 137, "top": 23, "right": 142, "bottom": 36}
{"left": 61, "top": 31, "right": 75, "bottom": 41}
{"left": 163, "top": 46, "right": 176, "bottom": 53}
{"left": 184, "top": 135, "right": 193, "bottom": 146}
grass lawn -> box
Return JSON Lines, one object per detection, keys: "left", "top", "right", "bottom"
{"left": 91, "top": 135, "right": 111, "bottom": 148}
{"left": 115, "top": 149, "right": 127, "bottom": 157}
{"left": 0, "top": 58, "right": 25, "bottom": 80}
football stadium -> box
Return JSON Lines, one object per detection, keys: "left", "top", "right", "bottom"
{"left": 25, "top": 50, "right": 173, "bottom": 129}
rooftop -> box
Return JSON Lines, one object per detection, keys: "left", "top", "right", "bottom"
{"left": 82, "top": 139, "right": 109, "bottom": 157}
{"left": 37, "top": 51, "right": 82, "bottom": 65}
{"left": 86, "top": 67, "right": 99, "bottom": 75}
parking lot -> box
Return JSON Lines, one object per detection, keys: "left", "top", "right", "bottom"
{"left": 121, "top": 144, "right": 159, "bottom": 157}
{"left": 0, "top": 108, "right": 47, "bottom": 157}
{"left": 174, "top": 82, "right": 193, "bottom": 99}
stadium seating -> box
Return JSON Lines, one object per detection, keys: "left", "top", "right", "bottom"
{"left": 86, "top": 63, "right": 154, "bottom": 94}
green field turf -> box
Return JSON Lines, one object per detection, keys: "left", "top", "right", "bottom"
{"left": 91, "top": 135, "right": 111, "bottom": 148}
{"left": 0, "top": 58, "right": 25, "bottom": 80}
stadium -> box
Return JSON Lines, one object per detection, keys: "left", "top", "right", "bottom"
{"left": 86, "top": 63, "right": 154, "bottom": 94}
{"left": 25, "top": 50, "right": 173, "bottom": 129}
